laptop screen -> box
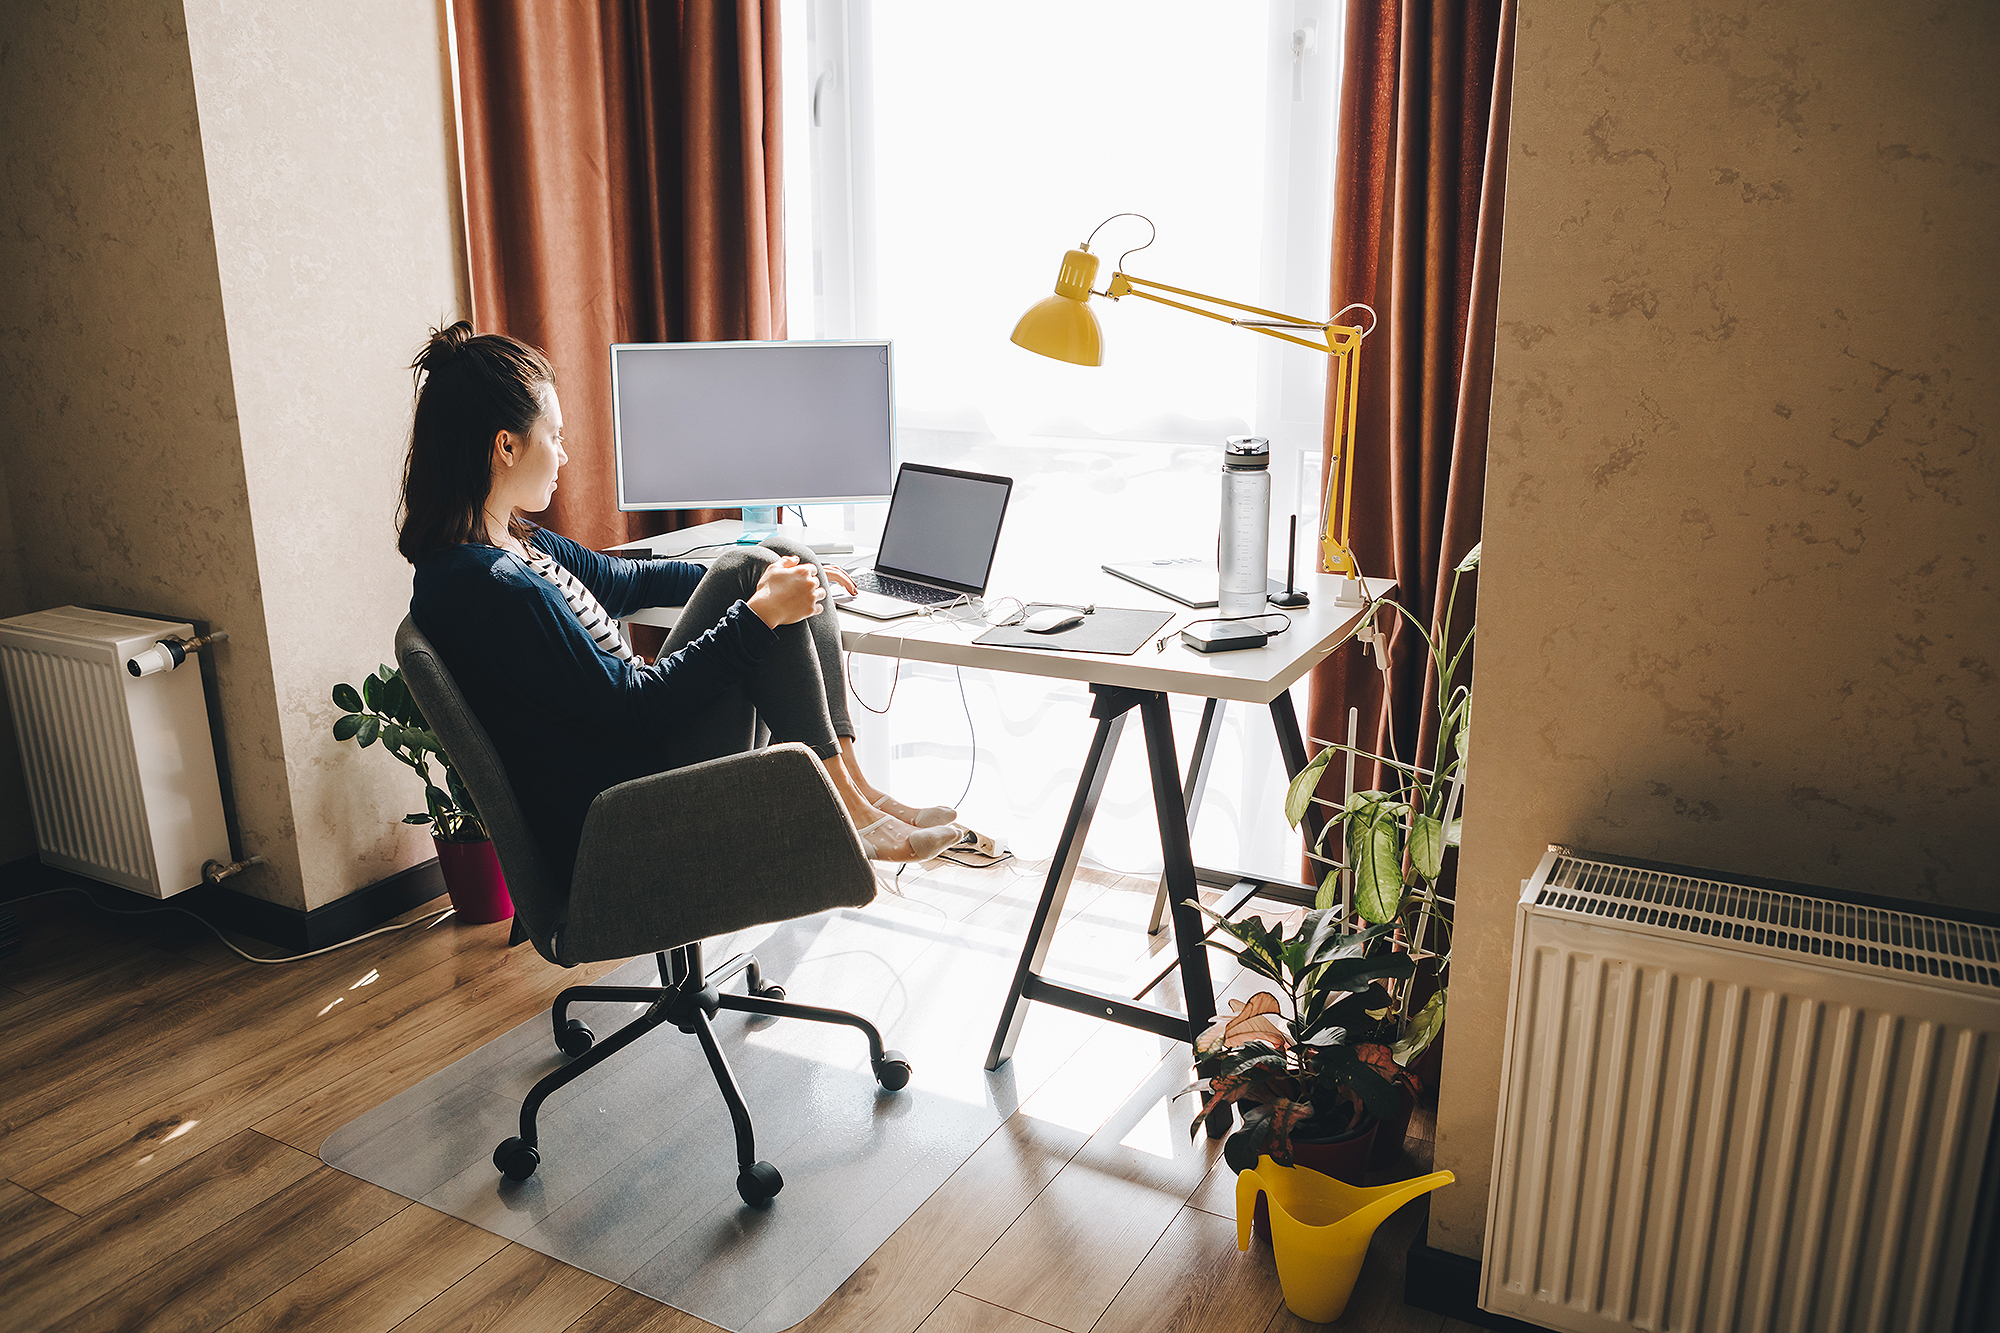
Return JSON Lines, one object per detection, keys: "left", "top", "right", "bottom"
{"left": 874, "top": 464, "right": 1013, "bottom": 594}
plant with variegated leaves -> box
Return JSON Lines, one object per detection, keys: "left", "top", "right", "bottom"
{"left": 1186, "top": 910, "right": 1414, "bottom": 1169}
{"left": 330, "top": 665, "right": 487, "bottom": 842}
{"left": 1282, "top": 542, "right": 1479, "bottom": 1075}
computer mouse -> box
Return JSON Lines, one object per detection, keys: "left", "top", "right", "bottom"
{"left": 1023, "top": 608, "right": 1086, "bottom": 634}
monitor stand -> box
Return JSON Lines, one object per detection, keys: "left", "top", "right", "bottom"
{"left": 608, "top": 518, "right": 859, "bottom": 559}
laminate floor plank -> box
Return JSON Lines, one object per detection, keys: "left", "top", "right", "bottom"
{"left": 257, "top": 953, "right": 630, "bottom": 1155}
{"left": 2, "top": 1129, "right": 319, "bottom": 1333}
{"left": 0, "top": 1179, "right": 79, "bottom": 1269}
{"left": 6, "top": 859, "right": 1459, "bottom": 1333}
{"left": 1089, "top": 1205, "right": 1283, "bottom": 1333}
{"left": 915, "top": 1291, "right": 1068, "bottom": 1333}
{"left": 0, "top": 936, "right": 213, "bottom": 1079}
{"left": 18, "top": 925, "right": 596, "bottom": 1212}
{"left": 956, "top": 1159, "right": 1184, "bottom": 1332}
{"left": 216, "top": 1201, "right": 507, "bottom": 1333}
{"left": 0, "top": 902, "right": 167, "bottom": 995}
{"left": 791, "top": 1113, "right": 1088, "bottom": 1333}
{"left": 62, "top": 1166, "right": 409, "bottom": 1333}
{"left": 558, "top": 1285, "right": 721, "bottom": 1333}
{"left": 0, "top": 913, "right": 503, "bottom": 1183}
{"left": 388, "top": 1243, "right": 619, "bottom": 1333}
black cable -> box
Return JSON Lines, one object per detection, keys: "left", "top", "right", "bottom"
{"left": 3, "top": 885, "right": 455, "bottom": 964}
{"left": 1155, "top": 611, "right": 1293, "bottom": 652}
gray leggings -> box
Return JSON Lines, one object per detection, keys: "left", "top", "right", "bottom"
{"left": 658, "top": 532, "right": 853, "bottom": 770}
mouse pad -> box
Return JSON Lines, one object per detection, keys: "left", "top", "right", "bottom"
{"left": 973, "top": 604, "right": 1174, "bottom": 656}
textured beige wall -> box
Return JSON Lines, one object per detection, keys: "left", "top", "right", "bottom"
{"left": 1432, "top": 0, "right": 2000, "bottom": 1259}
{"left": 0, "top": 1, "right": 465, "bottom": 912}
{"left": 0, "top": 1, "right": 301, "bottom": 903}
{"left": 182, "top": 0, "right": 467, "bottom": 910}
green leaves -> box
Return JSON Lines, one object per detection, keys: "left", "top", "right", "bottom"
{"left": 1393, "top": 990, "right": 1446, "bottom": 1066}
{"left": 1284, "top": 747, "right": 1334, "bottom": 828}
{"left": 1409, "top": 812, "right": 1446, "bottom": 885}
{"left": 327, "top": 664, "right": 485, "bottom": 841}
{"left": 1343, "top": 792, "right": 1406, "bottom": 924}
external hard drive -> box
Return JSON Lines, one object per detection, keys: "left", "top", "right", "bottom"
{"left": 1180, "top": 621, "right": 1269, "bottom": 653}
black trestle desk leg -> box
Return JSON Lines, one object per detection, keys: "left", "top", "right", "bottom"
{"left": 1269, "top": 690, "right": 1326, "bottom": 851}
{"left": 1138, "top": 691, "right": 1215, "bottom": 1039}
{"left": 985, "top": 699, "right": 1130, "bottom": 1071}
{"left": 1150, "top": 697, "right": 1221, "bottom": 936}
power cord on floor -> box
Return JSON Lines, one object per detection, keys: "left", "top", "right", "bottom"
{"left": 954, "top": 665, "right": 976, "bottom": 810}
{"left": 4, "top": 885, "right": 457, "bottom": 965}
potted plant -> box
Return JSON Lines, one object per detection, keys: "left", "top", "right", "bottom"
{"left": 331, "top": 664, "right": 513, "bottom": 924}
{"left": 1281, "top": 542, "right": 1480, "bottom": 1130}
{"left": 1188, "top": 910, "right": 1414, "bottom": 1200}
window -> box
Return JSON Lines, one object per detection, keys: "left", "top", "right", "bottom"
{"left": 783, "top": 1, "right": 1343, "bottom": 879}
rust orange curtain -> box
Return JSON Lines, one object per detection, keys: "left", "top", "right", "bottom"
{"left": 1308, "top": 0, "right": 1515, "bottom": 786}
{"left": 452, "top": 0, "right": 785, "bottom": 553}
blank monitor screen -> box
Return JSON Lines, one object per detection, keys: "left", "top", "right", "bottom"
{"left": 611, "top": 340, "right": 895, "bottom": 509}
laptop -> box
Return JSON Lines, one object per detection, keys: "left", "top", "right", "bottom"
{"left": 840, "top": 463, "right": 1013, "bottom": 619}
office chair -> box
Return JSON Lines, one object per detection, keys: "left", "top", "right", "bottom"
{"left": 395, "top": 616, "right": 910, "bottom": 1206}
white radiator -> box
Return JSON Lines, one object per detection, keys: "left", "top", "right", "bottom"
{"left": 1482, "top": 847, "right": 1999, "bottom": 1333}
{"left": 0, "top": 607, "right": 230, "bottom": 898}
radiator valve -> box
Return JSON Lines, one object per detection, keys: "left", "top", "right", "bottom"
{"left": 127, "top": 629, "right": 228, "bottom": 678}
{"left": 201, "top": 854, "right": 265, "bottom": 885}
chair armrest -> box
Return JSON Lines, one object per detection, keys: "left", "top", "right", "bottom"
{"left": 558, "top": 743, "right": 875, "bottom": 964}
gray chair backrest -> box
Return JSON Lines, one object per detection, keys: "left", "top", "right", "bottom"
{"left": 396, "top": 615, "right": 566, "bottom": 960}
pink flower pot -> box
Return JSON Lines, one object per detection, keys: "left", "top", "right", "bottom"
{"left": 434, "top": 836, "right": 513, "bottom": 924}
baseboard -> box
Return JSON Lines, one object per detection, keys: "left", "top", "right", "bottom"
{"left": 1404, "top": 1221, "right": 1554, "bottom": 1332}
{"left": 0, "top": 854, "right": 447, "bottom": 953}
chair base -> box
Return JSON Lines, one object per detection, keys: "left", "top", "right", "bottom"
{"left": 494, "top": 941, "right": 911, "bottom": 1205}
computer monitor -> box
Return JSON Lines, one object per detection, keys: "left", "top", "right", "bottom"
{"left": 610, "top": 339, "right": 895, "bottom": 511}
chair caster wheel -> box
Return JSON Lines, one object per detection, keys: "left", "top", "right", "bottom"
{"left": 557, "top": 1018, "right": 594, "bottom": 1056}
{"left": 494, "top": 1136, "right": 540, "bottom": 1181}
{"left": 753, "top": 981, "right": 785, "bottom": 1001}
{"left": 872, "top": 1050, "right": 913, "bottom": 1091}
{"left": 737, "top": 1160, "right": 783, "bottom": 1206}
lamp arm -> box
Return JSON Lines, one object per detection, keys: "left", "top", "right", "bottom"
{"left": 1092, "top": 267, "right": 1371, "bottom": 582}
{"left": 1103, "top": 272, "right": 1365, "bottom": 355}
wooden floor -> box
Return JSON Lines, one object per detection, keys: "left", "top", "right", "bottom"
{"left": 0, "top": 858, "right": 1481, "bottom": 1333}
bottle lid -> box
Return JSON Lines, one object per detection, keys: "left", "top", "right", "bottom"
{"left": 1223, "top": 435, "right": 1270, "bottom": 469}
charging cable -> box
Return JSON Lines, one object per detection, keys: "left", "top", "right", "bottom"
{"left": 1156, "top": 611, "right": 1293, "bottom": 652}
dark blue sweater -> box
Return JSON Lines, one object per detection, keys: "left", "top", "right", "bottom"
{"left": 410, "top": 528, "right": 775, "bottom": 881}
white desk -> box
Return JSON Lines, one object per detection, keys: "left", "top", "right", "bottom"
{"left": 614, "top": 520, "right": 1392, "bottom": 1068}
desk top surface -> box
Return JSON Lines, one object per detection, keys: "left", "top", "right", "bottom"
{"left": 617, "top": 519, "right": 1392, "bottom": 706}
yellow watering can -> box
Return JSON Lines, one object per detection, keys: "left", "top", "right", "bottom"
{"left": 1237, "top": 1158, "right": 1455, "bottom": 1324}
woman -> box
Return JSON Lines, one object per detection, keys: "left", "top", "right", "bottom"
{"left": 401, "top": 322, "right": 957, "bottom": 876}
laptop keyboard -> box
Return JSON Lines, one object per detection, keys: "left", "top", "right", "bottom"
{"left": 852, "top": 570, "right": 960, "bottom": 604}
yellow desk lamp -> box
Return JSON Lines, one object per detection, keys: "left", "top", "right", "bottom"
{"left": 1011, "top": 213, "right": 1373, "bottom": 581}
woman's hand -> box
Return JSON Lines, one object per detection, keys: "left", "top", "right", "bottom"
{"left": 745, "top": 555, "right": 824, "bottom": 627}
{"left": 825, "top": 565, "right": 859, "bottom": 597}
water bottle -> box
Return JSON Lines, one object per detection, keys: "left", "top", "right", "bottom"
{"left": 1218, "top": 436, "right": 1271, "bottom": 617}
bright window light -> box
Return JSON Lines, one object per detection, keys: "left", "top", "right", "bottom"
{"left": 783, "top": 1, "right": 1343, "bottom": 882}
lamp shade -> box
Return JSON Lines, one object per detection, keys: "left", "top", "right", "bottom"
{"left": 1010, "top": 247, "right": 1103, "bottom": 366}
